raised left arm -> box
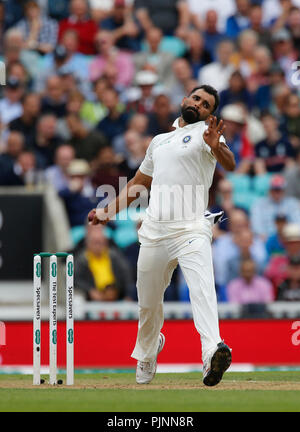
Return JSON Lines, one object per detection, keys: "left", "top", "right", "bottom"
{"left": 203, "top": 116, "right": 236, "bottom": 172}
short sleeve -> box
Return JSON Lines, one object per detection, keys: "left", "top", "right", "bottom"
{"left": 139, "top": 139, "right": 154, "bottom": 177}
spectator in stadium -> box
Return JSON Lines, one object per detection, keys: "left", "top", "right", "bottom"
{"left": 0, "top": 76, "right": 24, "bottom": 127}
{"left": 188, "top": 0, "right": 235, "bottom": 34}
{"left": 203, "top": 9, "right": 224, "bottom": 61}
{"left": 286, "top": 6, "right": 300, "bottom": 54}
{"left": 134, "top": 0, "right": 190, "bottom": 37}
{"left": 1, "top": 0, "right": 25, "bottom": 29}
{"left": 226, "top": 228, "right": 268, "bottom": 282}
{"left": 225, "top": 0, "right": 250, "bottom": 38}
{"left": 271, "top": 0, "right": 296, "bottom": 32}
{"left": 0, "top": 28, "right": 37, "bottom": 83}
{"left": 285, "top": 149, "right": 300, "bottom": 200}
{"left": 59, "top": 158, "right": 96, "bottom": 227}
{"left": 88, "top": 0, "right": 115, "bottom": 23}
{"left": 41, "top": 75, "right": 67, "bottom": 118}
{"left": 227, "top": 258, "right": 274, "bottom": 304}
{"left": 282, "top": 93, "right": 300, "bottom": 149}
{"left": 242, "top": 103, "right": 267, "bottom": 146}
{"left": 98, "top": 62, "right": 124, "bottom": 94}
{"left": 65, "top": 90, "right": 86, "bottom": 118}
{"left": 128, "top": 112, "right": 149, "bottom": 136}
{"left": 15, "top": 0, "right": 58, "bottom": 54}
{"left": 183, "top": 30, "right": 212, "bottom": 79}
{"left": 1, "top": 29, "right": 29, "bottom": 71}
{"left": 91, "top": 144, "right": 126, "bottom": 193}
{"left": 220, "top": 104, "right": 254, "bottom": 173}
{"left": 198, "top": 39, "right": 235, "bottom": 93}
{"left": 265, "top": 223, "right": 300, "bottom": 292}
{"left": 118, "top": 130, "right": 147, "bottom": 179}
{"left": 133, "top": 27, "right": 175, "bottom": 89}
{"left": 65, "top": 113, "right": 108, "bottom": 162}
{"left": 37, "top": 31, "right": 90, "bottom": 94}
{"left": 113, "top": 112, "right": 149, "bottom": 157}
{"left": 59, "top": 28, "right": 90, "bottom": 70}
{"left": 271, "top": 82, "right": 293, "bottom": 120}
{"left": 48, "top": 0, "right": 70, "bottom": 21}
{"left": 213, "top": 208, "right": 267, "bottom": 287}
{"left": 34, "top": 44, "right": 67, "bottom": 93}
{"left": 0, "top": 150, "right": 39, "bottom": 186}
{"left": 146, "top": 93, "right": 177, "bottom": 136}
{"left": 100, "top": 0, "right": 141, "bottom": 52}
{"left": 32, "top": 114, "right": 61, "bottom": 168}
{"left": 58, "top": 0, "right": 98, "bottom": 55}
{"left": 219, "top": 70, "right": 253, "bottom": 112}
{"left": 96, "top": 87, "right": 129, "bottom": 143}
{"left": 6, "top": 61, "right": 31, "bottom": 91}
{"left": 247, "top": 45, "right": 273, "bottom": 94}
{"left": 250, "top": 175, "right": 300, "bottom": 239}
{"left": 254, "top": 112, "right": 295, "bottom": 174}
{"left": 58, "top": 71, "right": 78, "bottom": 98}
{"left": 168, "top": 58, "right": 194, "bottom": 107}
{"left": 271, "top": 28, "right": 298, "bottom": 88}
{"left": 8, "top": 92, "right": 40, "bottom": 147}
{"left": 276, "top": 255, "right": 300, "bottom": 301}
{"left": 265, "top": 213, "right": 287, "bottom": 258}
{"left": 45, "top": 144, "right": 75, "bottom": 193}
{"left": 55, "top": 90, "right": 86, "bottom": 140}
{"left": 229, "top": 29, "right": 258, "bottom": 79}
{"left": 0, "top": 131, "right": 24, "bottom": 173}
{"left": 248, "top": 3, "right": 272, "bottom": 48}
{"left": 127, "top": 70, "right": 158, "bottom": 115}
{"left": 80, "top": 77, "right": 109, "bottom": 128}
{"left": 270, "top": 69, "right": 289, "bottom": 106}
{"left": 89, "top": 29, "right": 135, "bottom": 87}
{"left": 75, "top": 224, "right": 135, "bottom": 301}
{"left": 253, "top": 63, "right": 286, "bottom": 114}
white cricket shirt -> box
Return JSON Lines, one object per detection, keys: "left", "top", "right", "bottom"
{"left": 139, "top": 118, "right": 225, "bottom": 225}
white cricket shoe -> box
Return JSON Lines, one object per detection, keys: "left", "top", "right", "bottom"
{"left": 203, "top": 342, "right": 232, "bottom": 387}
{"left": 136, "top": 333, "right": 165, "bottom": 384}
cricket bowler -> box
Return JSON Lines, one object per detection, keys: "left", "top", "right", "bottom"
{"left": 88, "top": 85, "right": 236, "bottom": 386}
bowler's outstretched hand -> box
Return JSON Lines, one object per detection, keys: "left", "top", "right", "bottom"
{"left": 203, "top": 115, "right": 226, "bottom": 152}
{"left": 87, "top": 209, "right": 109, "bottom": 226}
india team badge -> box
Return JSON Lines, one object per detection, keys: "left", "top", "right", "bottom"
{"left": 183, "top": 135, "right": 191, "bottom": 144}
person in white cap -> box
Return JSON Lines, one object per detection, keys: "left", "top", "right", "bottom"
{"left": 88, "top": 85, "right": 236, "bottom": 386}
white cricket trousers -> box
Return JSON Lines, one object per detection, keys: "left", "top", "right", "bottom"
{"left": 131, "top": 218, "right": 222, "bottom": 363}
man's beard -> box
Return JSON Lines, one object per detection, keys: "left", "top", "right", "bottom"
{"left": 181, "top": 105, "right": 201, "bottom": 124}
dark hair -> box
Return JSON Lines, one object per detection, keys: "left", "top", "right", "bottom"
{"left": 188, "top": 85, "right": 220, "bottom": 113}
{"left": 21, "top": 92, "right": 40, "bottom": 105}
{"left": 289, "top": 255, "right": 300, "bottom": 266}
{"left": 260, "top": 110, "right": 276, "bottom": 121}
{"left": 250, "top": 2, "right": 262, "bottom": 10}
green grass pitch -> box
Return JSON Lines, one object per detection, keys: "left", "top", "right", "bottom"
{"left": 0, "top": 372, "right": 300, "bottom": 412}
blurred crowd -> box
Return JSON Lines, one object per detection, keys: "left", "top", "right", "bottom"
{"left": 1, "top": 0, "right": 300, "bottom": 307}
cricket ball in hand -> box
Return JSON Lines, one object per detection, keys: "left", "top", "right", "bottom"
{"left": 88, "top": 209, "right": 96, "bottom": 222}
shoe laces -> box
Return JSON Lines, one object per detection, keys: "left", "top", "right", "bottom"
{"left": 138, "top": 361, "right": 154, "bottom": 373}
